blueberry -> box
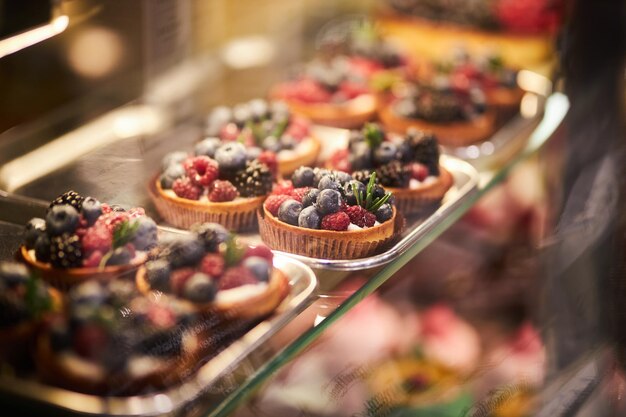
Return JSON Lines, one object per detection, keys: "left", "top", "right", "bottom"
{"left": 195, "top": 137, "right": 222, "bottom": 158}
{"left": 349, "top": 142, "right": 373, "bottom": 171}
{"left": 318, "top": 175, "right": 341, "bottom": 191}
{"left": 159, "top": 163, "right": 186, "bottom": 189}
{"left": 34, "top": 234, "right": 51, "bottom": 262}
{"left": 246, "top": 146, "right": 263, "bottom": 161}
{"left": 106, "top": 246, "right": 133, "bottom": 266}
{"left": 215, "top": 142, "right": 247, "bottom": 173}
{"left": 261, "top": 136, "right": 281, "bottom": 153}
{"left": 46, "top": 205, "right": 79, "bottom": 236}
{"left": 81, "top": 197, "right": 102, "bottom": 226}
{"left": 373, "top": 185, "right": 386, "bottom": 200}
{"left": 374, "top": 142, "right": 398, "bottom": 165}
{"left": 233, "top": 103, "right": 252, "bottom": 127}
{"left": 144, "top": 260, "right": 170, "bottom": 292}
{"left": 0, "top": 262, "right": 29, "bottom": 286}
{"left": 183, "top": 273, "right": 217, "bottom": 303}
{"left": 278, "top": 199, "right": 302, "bottom": 226}
{"left": 280, "top": 135, "right": 297, "bottom": 150}
{"left": 397, "top": 141, "right": 413, "bottom": 163}
{"left": 334, "top": 171, "right": 352, "bottom": 184}
{"left": 207, "top": 106, "right": 233, "bottom": 127}
{"left": 292, "top": 167, "right": 315, "bottom": 188}
{"left": 166, "top": 236, "right": 205, "bottom": 268}
{"left": 243, "top": 256, "right": 271, "bottom": 282}
{"left": 343, "top": 180, "right": 366, "bottom": 205}
{"left": 315, "top": 189, "right": 342, "bottom": 215}
{"left": 298, "top": 206, "right": 321, "bottom": 229}
{"left": 312, "top": 168, "right": 331, "bottom": 187}
{"left": 70, "top": 281, "right": 107, "bottom": 306}
{"left": 24, "top": 218, "right": 46, "bottom": 249}
{"left": 192, "top": 223, "right": 228, "bottom": 252}
{"left": 248, "top": 98, "right": 269, "bottom": 121}
{"left": 161, "top": 151, "right": 188, "bottom": 171}
{"left": 375, "top": 204, "right": 393, "bottom": 223}
{"left": 302, "top": 189, "right": 320, "bottom": 208}
{"left": 130, "top": 217, "right": 158, "bottom": 251}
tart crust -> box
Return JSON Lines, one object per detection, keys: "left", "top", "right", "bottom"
{"left": 386, "top": 166, "right": 454, "bottom": 214}
{"left": 19, "top": 246, "right": 146, "bottom": 291}
{"left": 277, "top": 136, "right": 323, "bottom": 176}
{"left": 135, "top": 267, "right": 290, "bottom": 321}
{"left": 150, "top": 178, "right": 265, "bottom": 231}
{"left": 258, "top": 206, "right": 397, "bottom": 259}
{"left": 379, "top": 102, "right": 496, "bottom": 147}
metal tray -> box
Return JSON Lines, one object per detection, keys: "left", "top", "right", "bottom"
{"left": 0, "top": 255, "right": 317, "bottom": 416}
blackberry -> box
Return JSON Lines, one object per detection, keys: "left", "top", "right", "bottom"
{"left": 352, "top": 169, "right": 376, "bottom": 185}
{"left": 49, "top": 233, "right": 83, "bottom": 268}
{"left": 48, "top": 191, "right": 84, "bottom": 213}
{"left": 234, "top": 160, "right": 273, "bottom": 197}
{"left": 410, "top": 132, "right": 440, "bottom": 176}
{"left": 376, "top": 161, "right": 410, "bottom": 188}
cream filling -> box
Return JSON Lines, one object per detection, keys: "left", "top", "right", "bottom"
{"left": 216, "top": 283, "right": 269, "bottom": 304}
{"left": 347, "top": 221, "right": 381, "bottom": 231}
{"left": 57, "top": 352, "right": 107, "bottom": 381}
{"left": 277, "top": 136, "right": 316, "bottom": 161}
{"left": 409, "top": 176, "right": 438, "bottom": 190}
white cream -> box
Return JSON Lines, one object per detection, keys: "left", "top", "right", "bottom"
{"left": 278, "top": 137, "right": 317, "bottom": 162}
{"left": 58, "top": 352, "right": 107, "bottom": 381}
{"left": 346, "top": 221, "right": 381, "bottom": 231}
{"left": 216, "top": 283, "right": 268, "bottom": 304}
{"left": 409, "top": 176, "right": 438, "bottom": 190}
{"left": 127, "top": 355, "right": 170, "bottom": 378}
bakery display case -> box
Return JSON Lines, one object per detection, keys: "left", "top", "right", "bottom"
{"left": 0, "top": 0, "right": 624, "bottom": 416}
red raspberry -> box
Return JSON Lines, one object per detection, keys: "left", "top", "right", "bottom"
{"left": 258, "top": 151, "right": 278, "bottom": 177}
{"left": 496, "top": 0, "right": 557, "bottom": 34}
{"left": 339, "top": 81, "right": 370, "bottom": 100}
{"left": 94, "top": 211, "right": 131, "bottom": 234}
{"left": 264, "top": 194, "right": 292, "bottom": 216}
{"left": 73, "top": 324, "right": 108, "bottom": 359}
{"left": 272, "top": 180, "right": 294, "bottom": 196}
{"left": 244, "top": 245, "right": 274, "bottom": 263}
{"left": 200, "top": 254, "right": 225, "bottom": 277}
{"left": 321, "top": 211, "right": 350, "bottom": 231}
{"left": 184, "top": 156, "right": 219, "bottom": 187}
{"left": 83, "top": 250, "right": 104, "bottom": 267}
{"left": 147, "top": 305, "right": 176, "bottom": 328}
{"left": 100, "top": 203, "right": 113, "bottom": 214}
{"left": 345, "top": 205, "right": 376, "bottom": 228}
{"left": 170, "top": 268, "right": 195, "bottom": 295}
{"left": 328, "top": 149, "right": 351, "bottom": 172}
{"left": 172, "top": 177, "right": 202, "bottom": 200}
{"left": 349, "top": 57, "right": 384, "bottom": 79}
{"left": 209, "top": 180, "right": 238, "bottom": 202}
{"left": 219, "top": 266, "right": 259, "bottom": 290}
{"left": 82, "top": 225, "right": 112, "bottom": 255}
{"left": 219, "top": 123, "right": 240, "bottom": 141}
{"left": 290, "top": 187, "right": 312, "bottom": 203}
{"left": 410, "top": 163, "right": 429, "bottom": 182}
{"left": 285, "top": 116, "right": 311, "bottom": 140}
{"left": 127, "top": 207, "right": 146, "bottom": 218}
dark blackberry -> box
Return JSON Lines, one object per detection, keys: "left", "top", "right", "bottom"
{"left": 352, "top": 169, "right": 376, "bottom": 186}
{"left": 49, "top": 233, "right": 83, "bottom": 268}
{"left": 409, "top": 132, "right": 440, "bottom": 176}
{"left": 233, "top": 160, "right": 273, "bottom": 197}
{"left": 48, "top": 191, "right": 84, "bottom": 213}
{"left": 376, "top": 161, "right": 410, "bottom": 188}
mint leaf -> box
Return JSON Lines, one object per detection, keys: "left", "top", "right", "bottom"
{"left": 112, "top": 220, "right": 140, "bottom": 249}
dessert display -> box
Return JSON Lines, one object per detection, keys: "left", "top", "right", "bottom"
{"left": 258, "top": 166, "right": 398, "bottom": 259}
{"left": 326, "top": 123, "right": 453, "bottom": 213}
{"left": 136, "top": 223, "right": 289, "bottom": 321}
{"left": 35, "top": 279, "right": 202, "bottom": 395}
{"left": 0, "top": 262, "right": 60, "bottom": 369}
{"left": 203, "top": 99, "right": 321, "bottom": 175}
{"left": 19, "top": 191, "right": 156, "bottom": 289}
{"left": 152, "top": 141, "right": 278, "bottom": 230}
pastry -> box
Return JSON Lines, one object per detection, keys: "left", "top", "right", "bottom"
{"left": 203, "top": 99, "right": 321, "bottom": 175}
{"left": 19, "top": 191, "right": 156, "bottom": 289}
{"left": 326, "top": 123, "right": 453, "bottom": 214}
{"left": 258, "top": 167, "right": 398, "bottom": 259}
{"left": 151, "top": 144, "right": 276, "bottom": 230}
{"left": 136, "top": 223, "right": 289, "bottom": 321}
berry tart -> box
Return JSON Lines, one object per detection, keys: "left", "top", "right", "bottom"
{"left": 378, "top": 74, "right": 496, "bottom": 146}
{"left": 152, "top": 142, "right": 278, "bottom": 231}
{"left": 326, "top": 123, "right": 453, "bottom": 214}
{"left": 19, "top": 191, "right": 157, "bottom": 289}
{"left": 271, "top": 56, "right": 378, "bottom": 128}
{"left": 258, "top": 167, "right": 398, "bottom": 259}
{"left": 136, "top": 223, "right": 289, "bottom": 321}
{"left": 203, "top": 99, "right": 321, "bottom": 175}
{"left": 35, "top": 280, "right": 203, "bottom": 395}
{"left": 0, "top": 262, "right": 60, "bottom": 369}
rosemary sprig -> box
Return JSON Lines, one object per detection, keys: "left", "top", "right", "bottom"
{"left": 224, "top": 233, "right": 245, "bottom": 266}
{"left": 351, "top": 172, "right": 393, "bottom": 214}
{"left": 99, "top": 219, "right": 140, "bottom": 270}
{"left": 271, "top": 118, "right": 289, "bottom": 139}
{"left": 363, "top": 123, "right": 384, "bottom": 149}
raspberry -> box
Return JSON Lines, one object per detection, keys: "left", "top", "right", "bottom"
{"left": 100, "top": 203, "right": 113, "bottom": 214}
{"left": 127, "top": 207, "right": 146, "bottom": 218}
{"left": 200, "top": 254, "right": 225, "bottom": 277}
{"left": 147, "top": 305, "right": 176, "bottom": 328}
{"left": 244, "top": 245, "right": 274, "bottom": 263}
{"left": 219, "top": 123, "right": 240, "bottom": 141}
{"left": 219, "top": 267, "right": 258, "bottom": 290}
{"left": 328, "top": 149, "right": 351, "bottom": 172}
{"left": 496, "top": 0, "right": 557, "bottom": 33}
{"left": 339, "top": 81, "right": 370, "bottom": 100}
{"left": 172, "top": 177, "right": 202, "bottom": 200}
{"left": 285, "top": 116, "right": 311, "bottom": 140}
{"left": 183, "top": 156, "right": 219, "bottom": 187}
{"left": 290, "top": 187, "right": 312, "bottom": 203}
{"left": 345, "top": 205, "right": 376, "bottom": 228}
{"left": 321, "top": 211, "right": 350, "bottom": 231}
{"left": 410, "top": 163, "right": 429, "bottom": 182}
{"left": 81, "top": 224, "right": 113, "bottom": 255}
{"left": 83, "top": 250, "right": 104, "bottom": 267}
{"left": 278, "top": 79, "right": 332, "bottom": 104}
{"left": 94, "top": 211, "right": 130, "bottom": 234}
{"left": 264, "top": 194, "right": 292, "bottom": 216}
{"left": 73, "top": 325, "right": 108, "bottom": 360}
{"left": 170, "top": 268, "right": 195, "bottom": 295}
{"left": 272, "top": 180, "right": 294, "bottom": 196}
{"left": 209, "top": 180, "right": 238, "bottom": 202}
{"left": 258, "top": 151, "right": 278, "bottom": 177}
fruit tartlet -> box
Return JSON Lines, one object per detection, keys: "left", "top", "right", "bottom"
{"left": 0, "top": 262, "right": 60, "bottom": 369}
{"left": 271, "top": 56, "right": 378, "bottom": 128}
{"left": 326, "top": 123, "right": 453, "bottom": 214}
{"left": 35, "top": 280, "right": 202, "bottom": 395}
{"left": 203, "top": 99, "right": 321, "bottom": 175}
{"left": 379, "top": 75, "right": 496, "bottom": 146}
{"left": 258, "top": 167, "right": 398, "bottom": 259}
{"left": 152, "top": 141, "right": 278, "bottom": 231}
{"left": 136, "top": 223, "right": 289, "bottom": 321}
{"left": 20, "top": 191, "right": 157, "bottom": 289}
